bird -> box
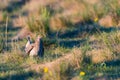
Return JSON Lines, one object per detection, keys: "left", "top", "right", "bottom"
{"left": 25, "top": 35, "right": 44, "bottom": 57}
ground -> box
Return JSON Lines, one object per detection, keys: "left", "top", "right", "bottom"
{"left": 0, "top": 0, "right": 120, "bottom": 80}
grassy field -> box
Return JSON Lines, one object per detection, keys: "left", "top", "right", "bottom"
{"left": 0, "top": 0, "right": 120, "bottom": 80}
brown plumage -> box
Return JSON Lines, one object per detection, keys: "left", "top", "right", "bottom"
{"left": 25, "top": 35, "right": 44, "bottom": 57}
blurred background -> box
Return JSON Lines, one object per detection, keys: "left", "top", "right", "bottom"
{"left": 0, "top": 0, "right": 120, "bottom": 80}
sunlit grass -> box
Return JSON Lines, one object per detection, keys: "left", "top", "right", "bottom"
{"left": 0, "top": 0, "right": 120, "bottom": 80}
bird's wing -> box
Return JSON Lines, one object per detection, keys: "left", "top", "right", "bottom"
{"left": 25, "top": 41, "right": 30, "bottom": 48}
{"left": 25, "top": 44, "right": 34, "bottom": 54}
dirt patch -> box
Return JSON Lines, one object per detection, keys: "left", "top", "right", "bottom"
{"left": 84, "top": 0, "right": 100, "bottom": 4}
{"left": 99, "top": 15, "right": 114, "bottom": 27}
{"left": 87, "top": 49, "right": 113, "bottom": 63}
{"left": 0, "top": 11, "right": 3, "bottom": 22}
{"left": 27, "top": 48, "right": 82, "bottom": 72}
{"left": 118, "top": 0, "right": 120, "bottom": 5}
{"left": 26, "top": 47, "right": 118, "bottom": 72}
{"left": 12, "top": 27, "right": 33, "bottom": 41}
{"left": 12, "top": 16, "right": 27, "bottom": 27}
{"left": 49, "top": 16, "right": 67, "bottom": 31}
{"left": 23, "top": 0, "right": 58, "bottom": 13}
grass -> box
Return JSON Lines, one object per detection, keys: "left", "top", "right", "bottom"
{"left": 27, "top": 7, "right": 50, "bottom": 37}
{"left": 0, "top": 31, "right": 120, "bottom": 80}
{"left": 0, "top": 0, "right": 120, "bottom": 80}
{"left": 0, "top": 33, "right": 5, "bottom": 53}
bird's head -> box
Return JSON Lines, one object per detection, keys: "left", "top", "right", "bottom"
{"left": 26, "top": 35, "right": 31, "bottom": 41}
